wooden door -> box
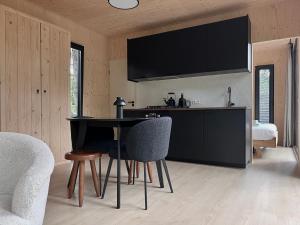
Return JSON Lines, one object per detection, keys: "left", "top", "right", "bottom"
{"left": 41, "top": 23, "right": 71, "bottom": 163}
{"left": 1, "top": 11, "right": 41, "bottom": 138}
{"left": 17, "top": 14, "right": 41, "bottom": 138}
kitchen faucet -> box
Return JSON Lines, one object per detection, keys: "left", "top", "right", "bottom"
{"left": 227, "top": 87, "right": 235, "bottom": 107}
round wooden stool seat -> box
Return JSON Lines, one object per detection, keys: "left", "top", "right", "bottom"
{"left": 65, "top": 152, "right": 101, "bottom": 161}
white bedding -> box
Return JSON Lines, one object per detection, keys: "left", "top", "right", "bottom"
{"left": 253, "top": 123, "right": 278, "bottom": 141}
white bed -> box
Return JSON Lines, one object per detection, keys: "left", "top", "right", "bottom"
{"left": 253, "top": 123, "right": 278, "bottom": 141}
{"left": 252, "top": 122, "right": 278, "bottom": 153}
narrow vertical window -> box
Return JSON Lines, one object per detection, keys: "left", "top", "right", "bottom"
{"left": 255, "top": 65, "right": 274, "bottom": 123}
{"left": 70, "top": 42, "right": 84, "bottom": 117}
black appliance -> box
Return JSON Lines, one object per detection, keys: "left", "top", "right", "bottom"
{"left": 178, "top": 93, "right": 190, "bottom": 108}
{"left": 163, "top": 92, "right": 176, "bottom": 107}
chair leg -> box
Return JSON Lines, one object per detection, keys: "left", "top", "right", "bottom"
{"left": 162, "top": 160, "right": 174, "bottom": 193}
{"left": 125, "top": 160, "right": 130, "bottom": 176}
{"left": 143, "top": 162, "right": 148, "bottom": 210}
{"left": 136, "top": 161, "right": 140, "bottom": 178}
{"left": 101, "top": 157, "right": 113, "bottom": 199}
{"left": 147, "top": 162, "right": 153, "bottom": 183}
{"left": 90, "top": 160, "right": 100, "bottom": 197}
{"left": 68, "top": 161, "right": 79, "bottom": 199}
{"left": 133, "top": 160, "right": 136, "bottom": 185}
{"left": 99, "top": 157, "right": 102, "bottom": 196}
{"left": 79, "top": 161, "right": 85, "bottom": 207}
{"left": 128, "top": 160, "right": 133, "bottom": 184}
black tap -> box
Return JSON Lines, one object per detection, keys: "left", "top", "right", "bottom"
{"left": 227, "top": 87, "right": 235, "bottom": 107}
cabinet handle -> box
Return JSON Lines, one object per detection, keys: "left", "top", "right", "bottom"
{"left": 43, "top": 90, "right": 47, "bottom": 93}
{"left": 36, "top": 89, "right": 40, "bottom": 94}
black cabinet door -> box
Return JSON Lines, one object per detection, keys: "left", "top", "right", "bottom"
{"left": 124, "top": 110, "right": 205, "bottom": 161}
{"left": 167, "top": 111, "right": 204, "bottom": 161}
{"left": 203, "top": 110, "right": 245, "bottom": 166}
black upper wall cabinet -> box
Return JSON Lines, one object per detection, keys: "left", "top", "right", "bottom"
{"left": 127, "top": 16, "right": 252, "bottom": 82}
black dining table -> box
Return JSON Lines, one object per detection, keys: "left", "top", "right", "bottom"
{"left": 68, "top": 117, "right": 165, "bottom": 209}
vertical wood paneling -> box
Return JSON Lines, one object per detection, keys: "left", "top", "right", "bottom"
{"left": 49, "top": 27, "right": 61, "bottom": 162}
{"left": 30, "top": 19, "right": 41, "bottom": 138}
{"left": 0, "top": 7, "right": 71, "bottom": 163}
{"left": 17, "top": 15, "right": 32, "bottom": 135}
{"left": 59, "top": 31, "right": 71, "bottom": 161}
{"left": 5, "top": 11, "right": 18, "bottom": 132}
{"left": 0, "top": 6, "right": 5, "bottom": 131}
{"left": 41, "top": 23, "right": 71, "bottom": 163}
{"left": 41, "top": 23, "right": 50, "bottom": 145}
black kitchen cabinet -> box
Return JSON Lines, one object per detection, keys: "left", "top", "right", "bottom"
{"left": 168, "top": 111, "right": 204, "bottom": 161}
{"left": 124, "top": 108, "right": 251, "bottom": 168}
{"left": 203, "top": 110, "right": 248, "bottom": 167}
{"left": 127, "top": 16, "right": 251, "bottom": 82}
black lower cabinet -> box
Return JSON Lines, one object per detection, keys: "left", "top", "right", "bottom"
{"left": 167, "top": 111, "right": 204, "bottom": 162}
{"left": 203, "top": 110, "right": 247, "bottom": 167}
{"left": 124, "top": 108, "right": 251, "bottom": 168}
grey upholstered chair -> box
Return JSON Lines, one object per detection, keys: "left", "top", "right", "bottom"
{"left": 102, "top": 117, "right": 173, "bottom": 210}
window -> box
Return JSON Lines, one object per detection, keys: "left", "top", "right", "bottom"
{"left": 255, "top": 65, "right": 274, "bottom": 123}
{"left": 70, "top": 42, "right": 84, "bottom": 117}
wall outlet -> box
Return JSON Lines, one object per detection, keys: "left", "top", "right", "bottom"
{"left": 191, "top": 99, "right": 201, "bottom": 105}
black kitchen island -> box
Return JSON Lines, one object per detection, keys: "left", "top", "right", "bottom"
{"left": 124, "top": 107, "right": 252, "bottom": 168}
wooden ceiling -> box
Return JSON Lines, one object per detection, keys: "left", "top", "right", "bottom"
{"left": 27, "top": 0, "right": 284, "bottom": 36}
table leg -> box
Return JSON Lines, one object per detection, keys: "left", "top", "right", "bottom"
{"left": 156, "top": 160, "right": 164, "bottom": 188}
{"left": 117, "top": 126, "right": 121, "bottom": 209}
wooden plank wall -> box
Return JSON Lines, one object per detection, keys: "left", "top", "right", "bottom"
{"left": 30, "top": 17, "right": 42, "bottom": 139}
{"left": 0, "top": 6, "right": 5, "bottom": 131}
{"left": 0, "top": 2, "right": 110, "bottom": 119}
{"left": 41, "top": 24, "right": 71, "bottom": 162}
{"left": 17, "top": 14, "right": 41, "bottom": 138}
{"left": 0, "top": 6, "right": 71, "bottom": 163}
{"left": 5, "top": 11, "right": 18, "bottom": 132}
{"left": 40, "top": 24, "right": 71, "bottom": 163}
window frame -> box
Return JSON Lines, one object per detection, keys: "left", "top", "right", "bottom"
{"left": 255, "top": 64, "right": 275, "bottom": 123}
{"left": 70, "top": 42, "right": 84, "bottom": 117}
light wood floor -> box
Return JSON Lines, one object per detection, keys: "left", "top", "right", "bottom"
{"left": 45, "top": 148, "right": 300, "bottom": 225}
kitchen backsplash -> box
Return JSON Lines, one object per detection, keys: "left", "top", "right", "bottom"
{"left": 135, "top": 72, "right": 252, "bottom": 108}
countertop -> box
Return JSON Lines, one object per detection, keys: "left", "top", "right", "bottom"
{"left": 124, "top": 107, "right": 249, "bottom": 111}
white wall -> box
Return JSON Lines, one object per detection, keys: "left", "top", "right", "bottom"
{"left": 135, "top": 72, "right": 252, "bottom": 108}
{"left": 109, "top": 59, "right": 252, "bottom": 111}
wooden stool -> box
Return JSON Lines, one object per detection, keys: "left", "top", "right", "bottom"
{"left": 65, "top": 152, "right": 101, "bottom": 207}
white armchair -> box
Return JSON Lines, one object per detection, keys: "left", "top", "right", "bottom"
{"left": 0, "top": 132, "right": 54, "bottom": 225}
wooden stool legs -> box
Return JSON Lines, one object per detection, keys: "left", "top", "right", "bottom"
{"left": 68, "top": 159, "right": 100, "bottom": 207}
{"left": 90, "top": 160, "right": 100, "bottom": 197}
{"left": 68, "top": 161, "right": 79, "bottom": 198}
{"left": 79, "top": 161, "right": 85, "bottom": 207}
